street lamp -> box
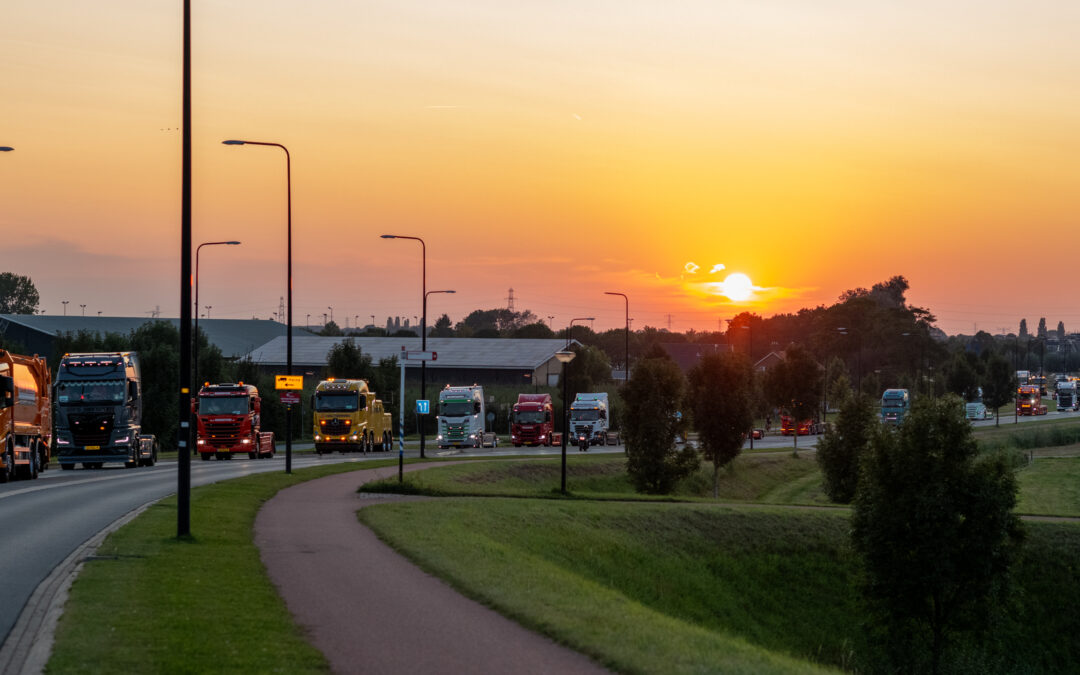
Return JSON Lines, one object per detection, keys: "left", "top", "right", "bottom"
{"left": 62, "top": 300, "right": 69, "bottom": 316}
{"left": 555, "top": 349, "right": 576, "bottom": 494}
{"left": 381, "top": 233, "right": 434, "bottom": 457}
{"left": 80, "top": 304, "right": 86, "bottom": 316}
{"left": 223, "top": 138, "right": 294, "bottom": 473}
{"left": 194, "top": 240, "right": 240, "bottom": 405}
{"left": 0, "top": 147, "right": 13, "bottom": 152}
{"left": 328, "top": 306, "right": 333, "bottom": 325}
{"left": 604, "top": 292, "right": 629, "bottom": 382}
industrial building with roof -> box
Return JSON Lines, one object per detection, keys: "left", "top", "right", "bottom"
{"left": 243, "top": 336, "right": 579, "bottom": 387}
{"left": 0, "top": 315, "right": 299, "bottom": 360}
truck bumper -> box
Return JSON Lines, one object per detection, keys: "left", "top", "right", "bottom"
{"left": 56, "top": 446, "right": 134, "bottom": 465}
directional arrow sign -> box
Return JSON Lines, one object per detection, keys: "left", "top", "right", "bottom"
{"left": 403, "top": 350, "right": 437, "bottom": 361}
{"left": 416, "top": 399, "right": 430, "bottom": 414}
{"left": 275, "top": 375, "right": 303, "bottom": 390}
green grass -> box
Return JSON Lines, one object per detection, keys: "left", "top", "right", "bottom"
{"left": 975, "top": 416, "right": 1080, "bottom": 453}
{"left": 359, "top": 498, "right": 1080, "bottom": 674}
{"left": 1016, "top": 457, "right": 1080, "bottom": 517}
{"left": 360, "top": 452, "right": 827, "bottom": 503}
{"left": 48, "top": 459, "right": 403, "bottom": 674}
{"left": 361, "top": 500, "right": 848, "bottom": 674}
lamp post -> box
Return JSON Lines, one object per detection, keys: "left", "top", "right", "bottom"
{"left": 555, "top": 348, "right": 576, "bottom": 494}
{"left": 381, "top": 234, "right": 433, "bottom": 457}
{"left": 179, "top": 0, "right": 193, "bottom": 537}
{"left": 328, "top": 306, "right": 333, "bottom": 325}
{"left": 223, "top": 139, "right": 294, "bottom": 473}
{"left": 62, "top": 300, "right": 69, "bottom": 316}
{"left": 194, "top": 241, "right": 240, "bottom": 408}
{"left": 80, "top": 304, "right": 86, "bottom": 316}
{"left": 604, "top": 292, "right": 629, "bottom": 382}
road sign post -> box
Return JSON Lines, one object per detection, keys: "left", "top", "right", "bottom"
{"left": 275, "top": 375, "right": 303, "bottom": 472}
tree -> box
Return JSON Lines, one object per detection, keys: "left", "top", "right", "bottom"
{"left": 0, "top": 272, "right": 40, "bottom": 314}
{"left": 1019, "top": 319, "right": 1028, "bottom": 339}
{"left": 764, "top": 344, "right": 823, "bottom": 451}
{"left": 982, "top": 353, "right": 1015, "bottom": 427}
{"left": 945, "top": 352, "right": 980, "bottom": 401}
{"left": 1057, "top": 321, "right": 1065, "bottom": 341}
{"left": 687, "top": 352, "right": 753, "bottom": 498}
{"left": 816, "top": 393, "right": 876, "bottom": 503}
{"left": 325, "top": 339, "right": 374, "bottom": 380}
{"left": 318, "top": 320, "right": 344, "bottom": 337}
{"left": 852, "top": 395, "right": 1023, "bottom": 674}
{"left": 564, "top": 344, "right": 611, "bottom": 405}
{"left": 623, "top": 356, "right": 698, "bottom": 494}
{"left": 1037, "top": 317, "right": 1047, "bottom": 339}
{"left": 512, "top": 322, "right": 555, "bottom": 339}
{"left": 430, "top": 314, "right": 453, "bottom": 337}
{"left": 128, "top": 321, "right": 180, "bottom": 450}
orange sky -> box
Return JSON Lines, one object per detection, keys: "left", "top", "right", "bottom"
{"left": 3, "top": 1, "right": 1079, "bottom": 335}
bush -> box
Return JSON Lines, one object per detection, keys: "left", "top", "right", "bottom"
{"left": 815, "top": 393, "right": 876, "bottom": 503}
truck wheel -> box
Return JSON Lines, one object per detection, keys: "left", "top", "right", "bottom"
{"left": 1, "top": 443, "right": 14, "bottom": 483}
{"left": 28, "top": 441, "right": 39, "bottom": 479}
{"left": 248, "top": 451, "right": 257, "bottom": 460}
{"left": 60, "top": 463, "right": 75, "bottom": 471}
{"left": 200, "top": 452, "right": 211, "bottom": 461}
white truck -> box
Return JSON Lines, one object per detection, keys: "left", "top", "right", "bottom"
{"left": 1057, "top": 380, "right": 1078, "bottom": 412}
{"left": 436, "top": 385, "right": 489, "bottom": 449}
{"left": 964, "top": 387, "right": 992, "bottom": 420}
{"left": 569, "top": 392, "right": 610, "bottom": 449}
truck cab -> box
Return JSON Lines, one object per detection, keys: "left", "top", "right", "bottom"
{"left": 569, "top": 393, "right": 609, "bottom": 448}
{"left": 194, "top": 383, "right": 273, "bottom": 460}
{"left": 965, "top": 387, "right": 992, "bottom": 420}
{"left": 880, "top": 389, "right": 910, "bottom": 426}
{"left": 1017, "top": 385, "right": 1047, "bottom": 416}
{"left": 312, "top": 379, "right": 393, "bottom": 453}
{"left": 53, "top": 352, "right": 152, "bottom": 470}
{"left": 511, "top": 393, "right": 553, "bottom": 447}
{"left": 1057, "top": 380, "right": 1079, "bottom": 412}
{"left": 437, "top": 385, "right": 485, "bottom": 449}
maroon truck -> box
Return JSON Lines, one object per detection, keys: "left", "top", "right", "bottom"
{"left": 194, "top": 383, "right": 275, "bottom": 460}
{"left": 511, "top": 393, "right": 554, "bottom": 447}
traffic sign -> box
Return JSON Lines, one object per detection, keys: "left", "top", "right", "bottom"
{"left": 416, "top": 399, "right": 430, "bottom": 415}
{"left": 280, "top": 391, "right": 301, "bottom": 405}
{"left": 275, "top": 375, "right": 303, "bottom": 390}
{"left": 403, "top": 350, "right": 437, "bottom": 361}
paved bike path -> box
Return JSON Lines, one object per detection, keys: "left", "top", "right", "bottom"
{"left": 254, "top": 463, "right": 608, "bottom": 675}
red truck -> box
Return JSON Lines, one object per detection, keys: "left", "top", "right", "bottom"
{"left": 1016, "top": 385, "right": 1047, "bottom": 416}
{"left": 780, "top": 415, "right": 823, "bottom": 436}
{"left": 0, "top": 349, "right": 51, "bottom": 481}
{"left": 194, "top": 383, "right": 275, "bottom": 460}
{"left": 511, "top": 393, "right": 554, "bottom": 447}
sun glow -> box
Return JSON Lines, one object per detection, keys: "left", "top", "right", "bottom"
{"left": 721, "top": 273, "right": 754, "bottom": 301}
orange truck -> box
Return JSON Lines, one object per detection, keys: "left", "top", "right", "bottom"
{"left": 0, "top": 349, "right": 52, "bottom": 482}
{"left": 194, "top": 383, "right": 276, "bottom": 460}
{"left": 1016, "top": 385, "right": 1048, "bottom": 416}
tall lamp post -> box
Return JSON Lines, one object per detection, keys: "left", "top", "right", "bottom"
{"left": 178, "top": 0, "right": 193, "bottom": 537}
{"left": 561, "top": 317, "right": 594, "bottom": 494}
{"left": 380, "top": 234, "right": 434, "bottom": 457}
{"left": 604, "top": 292, "right": 629, "bottom": 382}
{"left": 194, "top": 241, "right": 240, "bottom": 400}
{"left": 62, "top": 300, "right": 69, "bottom": 316}
{"left": 223, "top": 139, "right": 294, "bottom": 473}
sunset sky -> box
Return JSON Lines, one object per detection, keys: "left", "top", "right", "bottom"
{"left": 3, "top": 1, "right": 1078, "bottom": 335}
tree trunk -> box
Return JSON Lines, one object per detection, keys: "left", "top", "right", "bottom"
{"left": 713, "top": 460, "right": 719, "bottom": 499}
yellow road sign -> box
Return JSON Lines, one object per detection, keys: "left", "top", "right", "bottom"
{"left": 275, "top": 375, "right": 303, "bottom": 390}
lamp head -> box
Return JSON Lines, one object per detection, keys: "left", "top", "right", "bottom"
{"left": 226, "top": 241, "right": 240, "bottom": 245}
{"left": 555, "top": 350, "right": 576, "bottom": 364}
{"left": 380, "top": 234, "right": 396, "bottom": 239}
{"left": 222, "top": 140, "right": 246, "bottom": 145}
{"left": 0, "top": 147, "right": 13, "bottom": 152}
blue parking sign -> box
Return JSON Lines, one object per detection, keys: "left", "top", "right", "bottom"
{"left": 416, "top": 399, "right": 430, "bottom": 415}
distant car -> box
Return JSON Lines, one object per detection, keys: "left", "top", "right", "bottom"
{"left": 752, "top": 428, "right": 764, "bottom": 440}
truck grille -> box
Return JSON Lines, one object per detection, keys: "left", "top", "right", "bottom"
{"left": 574, "top": 424, "right": 593, "bottom": 437}
{"left": 70, "top": 413, "right": 114, "bottom": 446}
{"left": 323, "top": 420, "right": 350, "bottom": 435}
{"left": 204, "top": 420, "right": 244, "bottom": 447}
{"left": 446, "top": 424, "right": 466, "bottom": 440}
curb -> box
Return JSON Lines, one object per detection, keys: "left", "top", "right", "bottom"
{"left": 0, "top": 502, "right": 153, "bottom": 675}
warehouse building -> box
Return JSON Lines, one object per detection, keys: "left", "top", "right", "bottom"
{"left": 242, "top": 336, "right": 578, "bottom": 387}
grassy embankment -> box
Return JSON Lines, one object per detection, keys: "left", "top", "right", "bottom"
{"left": 47, "top": 459, "right": 402, "bottom": 674}
{"left": 358, "top": 454, "right": 1080, "bottom": 673}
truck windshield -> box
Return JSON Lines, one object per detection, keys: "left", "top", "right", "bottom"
{"left": 440, "top": 400, "right": 472, "bottom": 417}
{"left": 513, "top": 410, "right": 545, "bottom": 424}
{"left": 1019, "top": 393, "right": 1035, "bottom": 402}
{"left": 316, "top": 392, "right": 362, "bottom": 412}
{"left": 56, "top": 380, "right": 124, "bottom": 403}
{"left": 882, "top": 402, "right": 905, "bottom": 409}
{"left": 199, "top": 397, "right": 248, "bottom": 415}
{"left": 570, "top": 410, "right": 601, "bottom": 422}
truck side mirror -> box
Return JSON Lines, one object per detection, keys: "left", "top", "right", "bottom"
{"left": 0, "top": 375, "right": 13, "bottom": 408}
{"left": 545, "top": 411, "right": 551, "bottom": 422}
{"left": 253, "top": 397, "right": 260, "bottom": 414}
{"left": 190, "top": 397, "right": 198, "bottom": 414}
{"left": 128, "top": 380, "right": 139, "bottom": 401}
{"left": 474, "top": 401, "right": 481, "bottom": 414}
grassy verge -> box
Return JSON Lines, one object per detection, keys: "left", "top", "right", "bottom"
{"left": 975, "top": 416, "right": 1080, "bottom": 453}
{"left": 360, "top": 452, "right": 828, "bottom": 503}
{"left": 1016, "top": 457, "right": 1080, "bottom": 517}
{"left": 359, "top": 498, "right": 1080, "bottom": 674}
{"left": 48, "top": 459, "right": 402, "bottom": 674}
{"left": 362, "top": 500, "right": 847, "bottom": 674}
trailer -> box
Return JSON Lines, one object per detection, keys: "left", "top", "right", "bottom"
{"left": 0, "top": 349, "right": 51, "bottom": 481}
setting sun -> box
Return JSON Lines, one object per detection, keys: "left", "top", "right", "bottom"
{"left": 721, "top": 273, "right": 754, "bottom": 302}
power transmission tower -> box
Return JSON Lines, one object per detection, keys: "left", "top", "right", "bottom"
{"left": 278, "top": 296, "right": 286, "bottom": 324}
{"left": 506, "top": 288, "right": 515, "bottom": 312}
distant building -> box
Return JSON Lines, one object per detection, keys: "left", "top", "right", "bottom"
{"left": 0, "top": 315, "right": 306, "bottom": 361}
{"left": 243, "top": 336, "right": 579, "bottom": 386}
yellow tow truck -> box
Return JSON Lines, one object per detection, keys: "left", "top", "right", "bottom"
{"left": 312, "top": 379, "right": 393, "bottom": 453}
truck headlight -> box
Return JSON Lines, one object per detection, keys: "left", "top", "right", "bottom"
{"left": 315, "top": 434, "right": 322, "bottom": 441}
{"left": 197, "top": 439, "right": 205, "bottom": 445}
{"left": 56, "top": 438, "right": 70, "bottom": 445}
{"left": 241, "top": 438, "right": 251, "bottom": 444}
{"left": 437, "top": 435, "right": 444, "bottom": 440}
{"left": 116, "top": 436, "right": 130, "bottom": 445}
